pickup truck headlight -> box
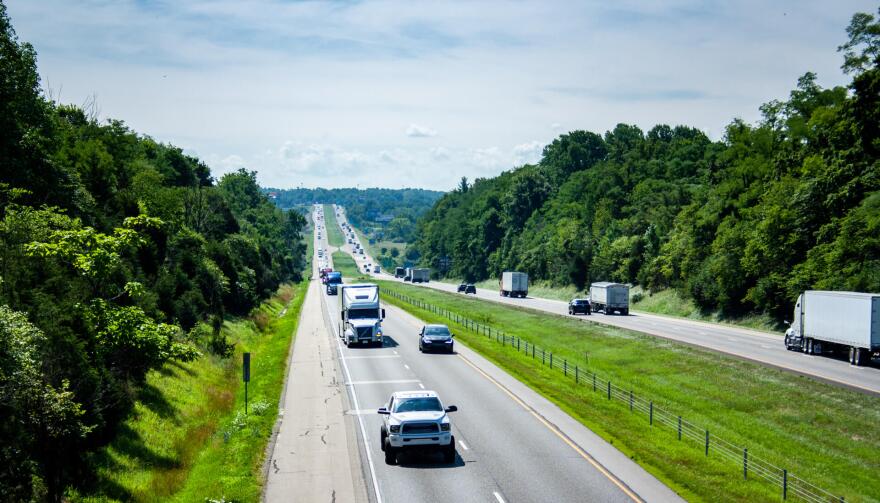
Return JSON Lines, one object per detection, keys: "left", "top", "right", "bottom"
{"left": 440, "top": 423, "right": 450, "bottom": 431}
{"left": 389, "top": 424, "right": 400, "bottom": 433}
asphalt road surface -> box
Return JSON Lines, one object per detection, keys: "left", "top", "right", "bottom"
{"left": 331, "top": 205, "right": 880, "bottom": 396}
{"left": 317, "top": 205, "right": 683, "bottom": 503}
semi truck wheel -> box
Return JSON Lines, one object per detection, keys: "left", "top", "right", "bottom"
{"left": 849, "top": 346, "right": 855, "bottom": 364}
{"left": 854, "top": 348, "right": 867, "bottom": 366}
{"left": 807, "top": 339, "right": 814, "bottom": 354}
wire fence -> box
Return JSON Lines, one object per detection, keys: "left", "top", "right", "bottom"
{"left": 385, "top": 289, "right": 847, "bottom": 503}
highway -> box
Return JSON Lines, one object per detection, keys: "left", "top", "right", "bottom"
{"left": 330, "top": 205, "right": 880, "bottom": 396}
{"left": 316, "top": 205, "right": 683, "bottom": 503}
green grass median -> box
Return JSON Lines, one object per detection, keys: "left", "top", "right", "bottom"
{"left": 323, "top": 204, "right": 345, "bottom": 247}
{"left": 376, "top": 279, "right": 880, "bottom": 503}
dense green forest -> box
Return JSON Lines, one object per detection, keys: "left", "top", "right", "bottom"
{"left": 0, "top": 3, "right": 307, "bottom": 501}
{"left": 416, "top": 9, "right": 880, "bottom": 320}
{"left": 267, "top": 187, "right": 442, "bottom": 242}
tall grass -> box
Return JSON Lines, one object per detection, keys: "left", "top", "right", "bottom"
{"left": 70, "top": 282, "right": 309, "bottom": 502}
{"left": 377, "top": 279, "right": 880, "bottom": 503}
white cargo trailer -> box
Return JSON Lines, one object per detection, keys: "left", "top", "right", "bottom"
{"left": 411, "top": 268, "right": 430, "bottom": 283}
{"left": 339, "top": 284, "right": 385, "bottom": 347}
{"left": 589, "top": 282, "right": 630, "bottom": 315}
{"left": 784, "top": 290, "right": 879, "bottom": 366}
{"left": 500, "top": 272, "right": 529, "bottom": 298}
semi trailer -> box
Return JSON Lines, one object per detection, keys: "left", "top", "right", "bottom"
{"left": 784, "top": 290, "right": 879, "bottom": 366}
{"left": 500, "top": 272, "right": 528, "bottom": 298}
{"left": 589, "top": 282, "right": 629, "bottom": 315}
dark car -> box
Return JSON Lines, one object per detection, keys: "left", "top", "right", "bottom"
{"left": 457, "top": 283, "right": 468, "bottom": 293}
{"left": 568, "top": 298, "right": 591, "bottom": 315}
{"left": 464, "top": 284, "right": 477, "bottom": 295}
{"left": 327, "top": 283, "right": 339, "bottom": 295}
{"left": 418, "top": 324, "right": 454, "bottom": 353}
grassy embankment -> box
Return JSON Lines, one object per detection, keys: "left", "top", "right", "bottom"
{"left": 376, "top": 279, "right": 880, "bottom": 503}
{"left": 440, "top": 278, "right": 781, "bottom": 333}
{"left": 323, "top": 204, "right": 346, "bottom": 247}
{"left": 332, "top": 250, "right": 368, "bottom": 280}
{"left": 72, "top": 280, "right": 309, "bottom": 502}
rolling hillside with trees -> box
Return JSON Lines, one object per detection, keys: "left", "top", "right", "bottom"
{"left": 0, "top": 3, "right": 307, "bottom": 500}
{"left": 415, "top": 9, "right": 880, "bottom": 321}
{"left": 268, "top": 187, "right": 443, "bottom": 242}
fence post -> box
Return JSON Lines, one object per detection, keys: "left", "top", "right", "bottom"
{"left": 564, "top": 359, "right": 567, "bottom": 376}
{"left": 532, "top": 345, "right": 535, "bottom": 359}
{"left": 783, "top": 469, "right": 788, "bottom": 500}
{"left": 542, "top": 349, "right": 545, "bottom": 365}
{"left": 607, "top": 381, "right": 611, "bottom": 400}
{"left": 575, "top": 366, "right": 579, "bottom": 384}
{"left": 743, "top": 448, "right": 748, "bottom": 479}
{"left": 650, "top": 401, "right": 653, "bottom": 425}
{"left": 705, "top": 430, "right": 710, "bottom": 456}
{"left": 593, "top": 373, "right": 596, "bottom": 391}
{"left": 517, "top": 337, "right": 521, "bottom": 351}
{"left": 629, "top": 390, "right": 633, "bottom": 411}
{"left": 549, "top": 353, "right": 553, "bottom": 368}
{"left": 678, "top": 416, "right": 682, "bottom": 440}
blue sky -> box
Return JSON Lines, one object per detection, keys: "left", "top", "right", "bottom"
{"left": 6, "top": 0, "right": 876, "bottom": 190}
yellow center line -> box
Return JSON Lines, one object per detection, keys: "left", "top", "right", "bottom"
{"left": 456, "top": 354, "right": 644, "bottom": 503}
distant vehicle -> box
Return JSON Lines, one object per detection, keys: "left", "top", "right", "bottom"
{"left": 404, "top": 274, "right": 412, "bottom": 282}
{"left": 395, "top": 267, "right": 406, "bottom": 278}
{"left": 457, "top": 283, "right": 468, "bottom": 293}
{"left": 378, "top": 390, "right": 457, "bottom": 465}
{"left": 419, "top": 324, "right": 454, "bottom": 353}
{"left": 326, "top": 271, "right": 342, "bottom": 295}
{"left": 784, "top": 290, "right": 879, "bottom": 366}
{"left": 500, "top": 271, "right": 528, "bottom": 298}
{"left": 340, "top": 283, "right": 385, "bottom": 347}
{"left": 589, "top": 282, "right": 629, "bottom": 315}
{"left": 373, "top": 265, "right": 381, "bottom": 273}
{"left": 359, "top": 249, "right": 365, "bottom": 255}
{"left": 410, "top": 268, "right": 430, "bottom": 283}
{"left": 457, "top": 283, "right": 476, "bottom": 294}
{"left": 568, "top": 298, "right": 591, "bottom": 315}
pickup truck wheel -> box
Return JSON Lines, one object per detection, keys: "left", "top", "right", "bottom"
{"left": 443, "top": 436, "right": 456, "bottom": 463}
{"left": 380, "top": 426, "right": 387, "bottom": 451}
{"left": 384, "top": 440, "right": 397, "bottom": 465}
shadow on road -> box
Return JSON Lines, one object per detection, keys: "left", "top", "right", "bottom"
{"left": 396, "top": 451, "right": 466, "bottom": 469}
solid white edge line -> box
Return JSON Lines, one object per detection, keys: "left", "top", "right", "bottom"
{"left": 493, "top": 491, "right": 505, "bottom": 503}
{"left": 418, "top": 383, "right": 425, "bottom": 389}
{"left": 404, "top": 364, "right": 410, "bottom": 370}
{"left": 320, "top": 245, "right": 383, "bottom": 503}
{"left": 458, "top": 440, "right": 469, "bottom": 450}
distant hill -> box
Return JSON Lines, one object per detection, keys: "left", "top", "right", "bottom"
{"left": 265, "top": 187, "right": 444, "bottom": 243}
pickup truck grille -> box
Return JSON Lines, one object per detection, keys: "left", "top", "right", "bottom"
{"left": 356, "top": 326, "right": 372, "bottom": 339}
{"left": 401, "top": 422, "right": 439, "bottom": 434}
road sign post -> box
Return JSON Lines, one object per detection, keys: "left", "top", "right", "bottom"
{"left": 243, "top": 352, "right": 251, "bottom": 415}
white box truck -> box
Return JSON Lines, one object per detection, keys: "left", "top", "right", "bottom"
{"left": 339, "top": 284, "right": 385, "bottom": 347}
{"left": 784, "top": 290, "right": 879, "bottom": 366}
{"left": 589, "top": 282, "right": 629, "bottom": 315}
{"left": 500, "top": 272, "right": 528, "bottom": 298}
{"left": 411, "top": 268, "right": 430, "bottom": 284}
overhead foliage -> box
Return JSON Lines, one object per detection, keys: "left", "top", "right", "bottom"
{"left": 415, "top": 8, "right": 880, "bottom": 321}
{"left": 0, "top": 2, "right": 307, "bottom": 500}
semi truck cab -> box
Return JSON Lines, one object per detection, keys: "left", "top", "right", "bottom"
{"left": 340, "top": 284, "right": 386, "bottom": 347}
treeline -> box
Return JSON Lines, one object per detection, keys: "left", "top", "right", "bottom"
{"left": 267, "top": 187, "right": 443, "bottom": 242}
{"left": 416, "top": 9, "right": 880, "bottom": 321}
{"left": 0, "top": 3, "right": 306, "bottom": 501}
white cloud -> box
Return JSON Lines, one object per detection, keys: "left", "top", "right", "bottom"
{"left": 7, "top": 0, "right": 875, "bottom": 190}
{"left": 512, "top": 141, "right": 544, "bottom": 166}
{"left": 406, "top": 124, "right": 437, "bottom": 138}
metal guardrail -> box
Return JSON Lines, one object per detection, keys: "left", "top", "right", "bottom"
{"left": 385, "top": 289, "right": 847, "bottom": 503}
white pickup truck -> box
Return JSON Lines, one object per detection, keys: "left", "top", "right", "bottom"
{"left": 378, "top": 390, "right": 458, "bottom": 465}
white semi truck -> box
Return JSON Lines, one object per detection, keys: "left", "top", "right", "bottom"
{"left": 500, "top": 271, "right": 529, "bottom": 298}
{"left": 784, "top": 290, "right": 879, "bottom": 366}
{"left": 589, "top": 282, "right": 630, "bottom": 315}
{"left": 409, "top": 268, "right": 430, "bottom": 283}
{"left": 340, "top": 284, "right": 386, "bottom": 347}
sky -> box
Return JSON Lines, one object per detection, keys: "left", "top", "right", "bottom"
{"left": 5, "top": 0, "right": 877, "bottom": 191}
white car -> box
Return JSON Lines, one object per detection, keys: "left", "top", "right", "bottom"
{"left": 378, "top": 390, "right": 457, "bottom": 465}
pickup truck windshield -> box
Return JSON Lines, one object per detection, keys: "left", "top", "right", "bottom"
{"left": 348, "top": 308, "right": 379, "bottom": 319}
{"left": 393, "top": 397, "right": 442, "bottom": 412}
